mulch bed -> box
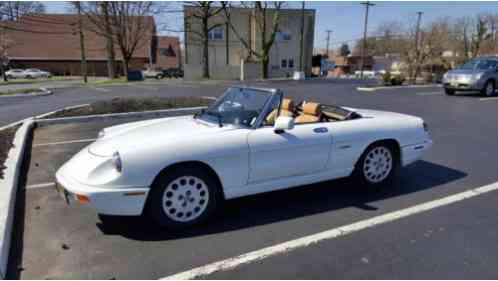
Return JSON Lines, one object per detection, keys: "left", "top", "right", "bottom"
{"left": 46, "top": 96, "right": 212, "bottom": 118}
{"left": 0, "top": 126, "right": 19, "bottom": 179}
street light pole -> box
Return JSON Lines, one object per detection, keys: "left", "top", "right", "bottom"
{"left": 360, "top": 1, "right": 375, "bottom": 79}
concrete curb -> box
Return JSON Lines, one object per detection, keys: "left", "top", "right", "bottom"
{"left": 0, "top": 87, "right": 52, "bottom": 98}
{"left": 0, "top": 120, "right": 34, "bottom": 279}
{"left": 356, "top": 84, "right": 442, "bottom": 92}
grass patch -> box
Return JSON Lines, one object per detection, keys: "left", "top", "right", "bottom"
{"left": 0, "top": 88, "right": 42, "bottom": 96}
{"left": 0, "top": 126, "right": 19, "bottom": 179}
{"left": 0, "top": 76, "right": 79, "bottom": 85}
{"left": 46, "top": 96, "right": 211, "bottom": 118}
{"left": 87, "top": 77, "right": 128, "bottom": 86}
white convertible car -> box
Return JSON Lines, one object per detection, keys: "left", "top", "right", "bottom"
{"left": 56, "top": 87, "right": 432, "bottom": 228}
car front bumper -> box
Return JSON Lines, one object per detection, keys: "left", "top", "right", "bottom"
{"left": 443, "top": 78, "right": 484, "bottom": 91}
{"left": 401, "top": 139, "right": 433, "bottom": 166}
{"left": 55, "top": 167, "right": 149, "bottom": 216}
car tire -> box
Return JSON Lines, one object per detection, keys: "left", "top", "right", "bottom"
{"left": 481, "top": 80, "right": 495, "bottom": 96}
{"left": 444, "top": 88, "right": 455, "bottom": 95}
{"left": 156, "top": 74, "right": 163, "bottom": 79}
{"left": 147, "top": 164, "right": 222, "bottom": 229}
{"left": 353, "top": 142, "right": 399, "bottom": 188}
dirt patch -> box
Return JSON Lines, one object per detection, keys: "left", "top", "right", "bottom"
{"left": 45, "top": 97, "right": 211, "bottom": 118}
{"left": 0, "top": 88, "right": 42, "bottom": 96}
{"left": 0, "top": 126, "right": 19, "bottom": 179}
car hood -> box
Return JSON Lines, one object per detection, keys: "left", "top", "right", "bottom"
{"left": 446, "top": 69, "right": 479, "bottom": 75}
{"left": 88, "top": 116, "right": 237, "bottom": 156}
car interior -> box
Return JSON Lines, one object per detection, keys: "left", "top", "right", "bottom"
{"left": 265, "top": 98, "right": 361, "bottom": 126}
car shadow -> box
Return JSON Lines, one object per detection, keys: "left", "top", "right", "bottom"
{"left": 96, "top": 160, "right": 466, "bottom": 241}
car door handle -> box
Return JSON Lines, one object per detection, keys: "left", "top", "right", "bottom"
{"left": 313, "top": 127, "right": 328, "bottom": 133}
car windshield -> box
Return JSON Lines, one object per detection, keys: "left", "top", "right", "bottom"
{"left": 27, "top": 69, "right": 40, "bottom": 72}
{"left": 199, "top": 87, "right": 273, "bottom": 127}
{"left": 459, "top": 59, "right": 498, "bottom": 70}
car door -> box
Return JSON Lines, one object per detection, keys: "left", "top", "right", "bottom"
{"left": 247, "top": 122, "right": 332, "bottom": 183}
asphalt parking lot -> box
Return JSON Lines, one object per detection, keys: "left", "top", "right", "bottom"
{"left": 7, "top": 81, "right": 498, "bottom": 279}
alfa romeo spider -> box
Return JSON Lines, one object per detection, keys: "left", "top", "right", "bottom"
{"left": 56, "top": 86, "right": 432, "bottom": 227}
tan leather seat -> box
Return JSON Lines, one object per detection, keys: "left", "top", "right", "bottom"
{"left": 265, "top": 98, "right": 295, "bottom": 125}
{"left": 295, "top": 102, "right": 321, "bottom": 124}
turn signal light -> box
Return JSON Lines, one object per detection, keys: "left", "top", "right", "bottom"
{"left": 76, "top": 194, "right": 90, "bottom": 204}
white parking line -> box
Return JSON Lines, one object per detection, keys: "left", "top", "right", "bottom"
{"left": 33, "top": 138, "right": 96, "bottom": 147}
{"left": 90, "top": 87, "right": 110, "bottom": 92}
{"left": 479, "top": 97, "right": 498, "bottom": 101}
{"left": 129, "top": 84, "right": 159, "bottom": 91}
{"left": 26, "top": 182, "right": 54, "bottom": 189}
{"left": 417, "top": 92, "right": 442, "bottom": 96}
{"left": 163, "top": 181, "right": 498, "bottom": 280}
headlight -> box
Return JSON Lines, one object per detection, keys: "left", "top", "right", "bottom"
{"left": 443, "top": 73, "right": 448, "bottom": 80}
{"left": 98, "top": 130, "right": 105, "bottom": 139}
{"left": 112, "top": 151, "right": 122, "bottom": 172}
{"left": 472, "top": 73, "right": 483, "bottom": 81}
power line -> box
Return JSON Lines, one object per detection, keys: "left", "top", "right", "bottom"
{"left": 325, "top": 30, "right": 332, "bottom": 57}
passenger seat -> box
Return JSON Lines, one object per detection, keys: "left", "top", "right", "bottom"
{"left": 295, "top": 102, "right": 321, "bottom": 124}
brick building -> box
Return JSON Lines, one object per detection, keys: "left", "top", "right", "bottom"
{"left": 4, "top": 14, "right": 180, "bottom": 76}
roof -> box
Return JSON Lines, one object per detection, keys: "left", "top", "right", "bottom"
{"left": 3, "top": 14, "right": 155, "bottom": 61}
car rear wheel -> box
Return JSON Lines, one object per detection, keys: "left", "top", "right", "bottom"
{"left": 481, "top": 80, "right": 495, "bottom": 96}
{"left": 147, "top": 164, "right": 222, "bottom": 228}
{"left": 354, "top": 143, "right": 399, "bottom": 188}
{"left": 444, "top": 88, "right": 455, "bottom": 95}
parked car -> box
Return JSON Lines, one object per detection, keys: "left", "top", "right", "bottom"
{"left": 56, "top": 86, "right": 432, "bottom": 228}
{"left": 142, "top": 68, "right": 163, "bottom": 79}
{"left": 5, "top": 68, "right": 51, "bottom": 79}
{"left": 162, "top": 68, "right": 183, "bottom": 78}
{"left": 5, "top": 69, "right": 26, "bottom": 79}
{"left": 443, "top": 57, "right": 498, "bottom": 96}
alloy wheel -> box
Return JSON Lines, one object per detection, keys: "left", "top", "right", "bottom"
{"left": 162, "top": 176, "right": 209, "bottom": 222}
{"left": 362, "top": 146, "right": 393, "bottom": 183}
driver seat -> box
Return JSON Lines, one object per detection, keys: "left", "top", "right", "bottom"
{"left": 265, "top": 98, "right": 295, "bottom": 125}
{"left": 295, "top": 102, "right": 321, "bottom": 124}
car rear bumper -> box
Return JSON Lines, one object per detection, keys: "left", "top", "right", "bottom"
{"left": 55, "top": 168, "right": 149, "bottom": 216}
{"left": 401, "top": 139, "right": 433, "bottom": 166}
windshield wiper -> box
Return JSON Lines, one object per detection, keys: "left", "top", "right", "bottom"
{"left": 205, "top": 110, "right": 223, "bottom": 127}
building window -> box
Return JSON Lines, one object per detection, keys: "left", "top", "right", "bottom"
{"left": 281, "top": 59, "right": 287, "bottom": 68}
{"left": 160, "top": 45, "right": 176, "bottom": 57}
{"left": 276, "top": 30, "right": 291, "bottom": 42}
{"left": 288, "top": 58, "right": 294, "bottom": 68}
{"left": 208, "top": 27, "right": 224, "bottom": 40}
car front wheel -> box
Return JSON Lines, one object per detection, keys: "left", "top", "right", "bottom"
{"left": 354, "top": 143, "right": 399, "bottom": 188}
{"left": 481, "top": 80, "right": 495, "bottom": 96}
{"left": 147, "top": 165, "right": 221, "bottom": 228}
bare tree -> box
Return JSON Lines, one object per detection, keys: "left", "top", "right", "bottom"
{"left": 0, "top": 27, "right": 13, "bottom": 81}
{"left": 0, "top": 1, "right": 45, "bottom": 21}
{"left": 470, "top": 15, "right": 490, "bottom": 58}
{"left": 184, "top": 2, "right": 225, "bottom": 79}
{"left": 224, "top": 1, "right": 284, "bottom": 79}
{"left": 78, "top": 2, "right": 117, "bottom": 79}
{"left": 106, "top": 2, "right": 154, "bottom": 80}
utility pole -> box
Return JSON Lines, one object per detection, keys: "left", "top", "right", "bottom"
{"left": 414, "top": 11, "right": 423, "bottom": 84}
{"left": 76, "top": 2, "right": 87, "bottom": 83}
{"left": 325, "top": 30, "right": 332, "bottom": 58}
{"left": 359, "top": 1, "right": 375, "bottom": 79}
{"left": 299, "top": 1, "right": 305, "bottom": 72}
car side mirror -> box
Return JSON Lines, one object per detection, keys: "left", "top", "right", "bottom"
{"left": 274, "top": 116, "right": 294, "bottom": 134}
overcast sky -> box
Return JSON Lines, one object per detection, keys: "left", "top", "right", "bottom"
{"left": 44, "top": 1, "right": 498, "bottom": 50}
